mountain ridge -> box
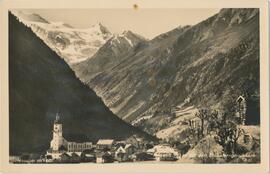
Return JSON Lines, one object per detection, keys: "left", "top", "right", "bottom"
{"left": 74, "top": 29, "right": 148, "bottom": 81}
{"left": 75, "top": 8, "right": 260, "bottom": 137}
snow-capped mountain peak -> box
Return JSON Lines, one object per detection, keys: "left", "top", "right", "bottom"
{"left": 110, "top": 33, "right": 133, "bottom": 46}
{"left": 11, "top": 10, "right": 147, "bottom": 66}
{"left": 11, "top": 10, "right": 113, "bottom": 65}
{"left": 108, "top": 30, "right": 146, "bottom": 47}
{"left": 89, "top": 22, "right": 110, "bottom": 34}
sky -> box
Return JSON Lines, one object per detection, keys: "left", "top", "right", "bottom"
{"left": 22, "top": 9, "right": 220, "bottom": 39}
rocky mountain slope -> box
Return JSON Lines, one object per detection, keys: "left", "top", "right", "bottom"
{"left": 9, "top": 13, "right": 154, "bottom": 155}
{"left": 12, "top": 10, "right": 112, "bottom": 65}
{"left": 74, "top": 30, "right": 148, "bottom": 81}
{"left": 75, "top": 9, "right": 260, "bottom": 137}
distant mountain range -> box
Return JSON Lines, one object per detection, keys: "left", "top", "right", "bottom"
{"left": 9, "top": 13, "right": 154, "bottom": 155}
{"left": 12, "top": 10, "right": 112, "bottom": 65}
{"left": 12, "top": 9, "right": 260, "bottom": 142}
{"left": 75, "top": 8, "right": 260, "bottom": 137}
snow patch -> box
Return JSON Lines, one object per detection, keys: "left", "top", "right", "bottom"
{"left": 124, "top": 36, "right": 133, "bottom": 46}
{"left": 131, "top": 115, "right": 153, "bottom": 125}
{"left": 122, "top": 100, "right": 145, "bottom": 120}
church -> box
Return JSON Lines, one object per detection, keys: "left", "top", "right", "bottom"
{"left": 46, "top": 113, "right": 93, "bottom": 159}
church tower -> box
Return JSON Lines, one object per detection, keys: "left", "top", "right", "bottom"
{"left": 236, "top": 96, "right": 247, "bottom": 125}
{"left": 50, "top": 113, "right": 66, "bottom": 151}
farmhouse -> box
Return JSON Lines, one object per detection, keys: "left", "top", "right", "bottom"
{"left": 114, "top": 144, "right": 136, "bottom": 162}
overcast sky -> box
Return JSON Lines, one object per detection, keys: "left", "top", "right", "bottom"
{"left": 21, "top": 9, "right": 220, "bottom": 39}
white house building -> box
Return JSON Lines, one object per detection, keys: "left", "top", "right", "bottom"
{"left": 96, "top": 139, "right": 114, "bottom": 150}
{"left": 147, "top": 144, "right": 179, "bottom": 161}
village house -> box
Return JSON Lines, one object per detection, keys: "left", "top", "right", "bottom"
{"left": 96, "top": 139, "right": 115, "bottom": 150}
{"left": 147, "top": 144, "right": 179, "bottom": 161}
{"left": 114, "top": 140, "right": 126, "bottom": 149}
{"left": 81, "top": 153, "right": 95, "bottom": 162}
{"left": 58, "top": 152, "right": 82, "bottom": 163}
{"left": 114, "top": 144, "right": 136, "bottom": 162}
{"left": 124, "top": 144, "right": 136, "bottom": 155}
{"left": 114, "top": 146, "right": 127, "bottom": 162}
{"left": 125, "top": 135, "right": 144, "bottom": 149}
{"left": 96, "top": 151, "right": 114, "bottom": 163}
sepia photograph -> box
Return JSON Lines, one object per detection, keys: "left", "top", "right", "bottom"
{"left": 0, "top": 0, "right": 269, "bottom": 173}
{"left": 8, "top": 7, "right": 261, "bottom": 164}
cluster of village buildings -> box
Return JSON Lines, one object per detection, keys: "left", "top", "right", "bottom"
{"left": 42, "top": 114, "right": 180, "bottom": 163}
{"left": 10, "top": 95, "right": 248, "bottom": 163}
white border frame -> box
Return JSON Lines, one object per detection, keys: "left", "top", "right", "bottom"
{"left": 0, "top": 0, "right": 269, "bottom": 173}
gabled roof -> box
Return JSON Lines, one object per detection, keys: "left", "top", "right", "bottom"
{"left": 97, "top": 139, "right": 114, "bottom": 145}
{"left": 116, "top": 146, "right": 126, "bottom": 154}
{"left": 60, "top": 153, "right": 71, "bottom": 157}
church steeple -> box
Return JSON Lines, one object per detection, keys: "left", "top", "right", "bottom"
{"left": 54, "top": 112, "right": 61, "bottom": 124}
{"left": 51, "top": 112, "right": 64, "bottom": 151}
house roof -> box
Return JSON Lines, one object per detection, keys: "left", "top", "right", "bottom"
{"left": 146, "top": 148, "right": 155, "bottom": 153}
{"left": 124, "top": 144, "right": 133, "bottom": 149}
{"left": 97, "top": 139, "right": 114, "bottom": 145}
{"left": 60, "top": 153, "right": 71, "bottom": 157}
{"left": 116, "top": 146, "right": 126, "bottom": 154}
{"left": 66, "top": 152, "right": 82, "bottom": 157}
{"left": 153, "top": 145, "right": 179, "bottom": 155}
{"left": 85, "top": 154, "right": 94, "bottom": 158}
{"left": 136, "top": 138, "right": 143, "bottom": 142}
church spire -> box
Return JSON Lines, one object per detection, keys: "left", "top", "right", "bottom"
{"left": 54, "top": 112, "right": 61, "bottom": 124}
